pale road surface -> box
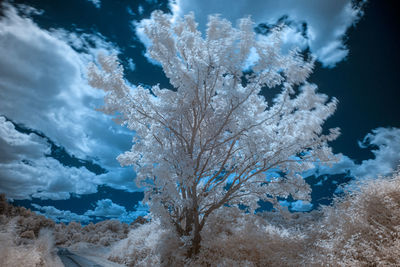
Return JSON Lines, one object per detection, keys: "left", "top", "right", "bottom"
{"left": 57, "top": 248, "right": 104, "bottom": 267}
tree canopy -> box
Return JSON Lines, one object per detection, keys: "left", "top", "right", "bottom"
{"left": 88, "top": 11, "right": 339, "bottom": 257}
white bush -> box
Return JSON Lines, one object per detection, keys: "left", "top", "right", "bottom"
{"left": 310, "top": 170, "right": 400, "bottom": 266}
{"left": 0, "top": 222, "right": 62, "bottom": 267}
{"left": 108, "top": 219, "right": 167, "bottom": 266}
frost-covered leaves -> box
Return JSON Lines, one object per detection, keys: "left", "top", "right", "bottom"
{"left": 109, "top": 207, "right": 313, "bottom": 266}
{"left": 0, "top": 214, "right": 62, "bottom": 267}
{"left": 310, "top": 170, "right": 400, "bottom": 266}
{"left": 54, "top": 219, "right": 130, "bottom": 247}
{"left": 108, "top": 172, "right": 400, "bottom": 266}
{"left": 88, "top": 11, "right": 339, "bottom": 244}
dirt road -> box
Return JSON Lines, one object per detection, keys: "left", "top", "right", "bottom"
{"left": 58, "top": 248, "right": 103, "bottom": 267}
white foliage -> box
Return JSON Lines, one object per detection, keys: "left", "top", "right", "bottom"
{"left": 194, "top": 207, "right": 309, "bottom": 266}
{"left": 0, "top": 222, "right": 62, "bottom": 267}
{"left": 108, "top": 219, "right": 165, "bottom": 266}
{"left": 109, "top": 208, "right": 313, "bottom": 266}
{"left": 107, "top": 171, "right": 400, "bottom": 266}
{"left": 88, "top": 11, "right": 339, "bottom": 255}
{"left": 309, "top": 170, "right": 400, "bottom": 266}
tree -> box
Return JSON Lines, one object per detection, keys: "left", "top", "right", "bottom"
{"left": 88, "top": 11, "right": 339, "bottom": 257}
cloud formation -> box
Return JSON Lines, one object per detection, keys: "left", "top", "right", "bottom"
{"left": 306, "top": 127, "right": 400, "bottom": 181}
{"left": 84, "top": 199, "right": 127, "bottom": 217}
{"left": 84, "top": 199, "right": 148, "bottom": 222}
{"left": 31, "top": 199, "right": 148, "bottom": 223}
{"left": 0, "top": 4, "right": 118, "bottom": 158}
{"left": 87, "top": 0, "right": 101, "bottom": 9}
{"left": 279, "top": 200, "right": 313, "bottom": 212}
{"left": 165, "top": 0, "right": 365, "bottom": 67}
{"left": 0, "top": 116, "right": 101, "bottom": 200}
{"left": 353, "top": 127, "right": 400, "bottom": 179}
{"left": 32, "top": 204, "right": 91, "bottom": 223}
{"left": 0, "top": 4, "right": 137, "bottom": 199}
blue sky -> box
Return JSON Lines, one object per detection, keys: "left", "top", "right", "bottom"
{"left": 0, "top": 0, "right": 399, "bottom": 223}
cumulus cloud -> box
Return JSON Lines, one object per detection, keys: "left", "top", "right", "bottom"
{"left": 32, "top": 204, "right": 90, "bottom": 223}
{"left": 135, "top": 0, "right": 364, "bottom": 67}
{"left": 0, "top": 4, "right": 138, "bottom": 199}
{"left": 31, "top": 199, "right": 148, "bottom": 223}
{"left": 127, "top": 58, "right": 136, "bottom": 71}
{"left": 0, "top": 158, "right": 101, "bottom": 200}
{"left": 279, "top": 200, "right": 313, "bottom": 212}
{"left": 0, "top": 116, "right": 101, "bottom": 200}
{"left": 85, "top": 199, "right": 127, "bottom": 217}
{"left": 0, "top": 4, "right": 90, "bottom": 156}
{"left": 0, "top": 117, "right": 49, "bottom": 163}
{"left": 290, "top": 200, "right": 313, "bottom": 212}
{"left": 303, "top": 154, "right": 356, "bottom": 178}
{"left": 87, "top": 0, "right": 101, "bottom": 9}
{"left": 306, "top": 127, "right": 400, "bottom": 182}
{"left": 353, "top": 127, "right": 400, "bottom": 179}
{"left": 0, "top": 4, "right": 121, "bottom": 158}
{"left": 30, "top": 199, "right": 148, "bottom": 223}
{"left": 84, "top": 199, "right": 148, "bottom": 222}
{"left": 49, "top": 29, "right": 119, "bottom": 59}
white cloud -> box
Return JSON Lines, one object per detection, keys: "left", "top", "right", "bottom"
{"left": 0, "top": 4, "right": 101, "bottom": 157}
{"left": 0, "top": 4, "right": 139, "bottom": 199}
{"left": 85, "top": 199, "right": 126, "bottom": 217}
{"left": 0, "top": 116, "right": 49, "bottom": 163}
{"left": 353, "top": 127, "right": 400, "bottom": 179}
{"left": 290, "top": 200, "right": 313, "bottom": 212}
{"left": 0, "top": 116, "right": 102, "bottom": 200}
{"left": 279, "top": 200, "right": 313, "bottom": 212}
{"left": 98, "top": 167, "right": 141, "bottom": 193}
{"left": 32, "top": 204, "right": 90, "bottom": 223}
{"left": 305, "top": 127, "right": 400, "bottom": 182}
{"left": 133, "top": 19, "right": 161, "bottom": 66}
{"left": 0, "top": 158, "right": 101, "bottom": 200}
{"left": 49, "top": 29, "right": 119, "bottom": 59}
{"left": 31, "top": 200, "right": 148, "bottom": 223}
{"left": 165, "top": 0, "right": 365, "bottom": 67}
{"left": 87, "top": 0, "right": 101, "bottom": 9}
{"left": 303, "top": 154, "right": 356, "bottom": 178}
{"left": 138, "top": 5, "right": 144, "bottom": 15}
{"left": 242, "top": 47, "right": 259, "bottom": 71}
{"left": 84, "top": 199, "right": 148, "bottom": 222}
{"left": 127, "top": 58, "right": 136, "bottom": 71}
{"left": 13, "top": 3, "right": 44, "bottom": 16}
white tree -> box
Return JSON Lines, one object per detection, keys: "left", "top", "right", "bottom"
{"left": 88, "top": 11, "right": 339, "bottom": 257}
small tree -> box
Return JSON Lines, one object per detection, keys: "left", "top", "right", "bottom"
{"left": 88, "top": 11, "right": 339, "bottom": 257}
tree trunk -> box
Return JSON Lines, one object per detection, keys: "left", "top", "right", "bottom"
{"left": 187, "top": 225, "right": 202, "bottom": 258}
{"left": 184, "top": 200, "right": 202, "bottom": 258}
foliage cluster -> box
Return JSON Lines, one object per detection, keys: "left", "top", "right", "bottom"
{"left": 108, "top": 171, "right": 400, "bottom": 266}
{"left": 88, "top": 11, "right": 339, "bottom": 256}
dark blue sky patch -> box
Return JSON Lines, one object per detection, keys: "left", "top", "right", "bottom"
{"left": 306, "top": 173, "right": 353, "bottom": 207}
{"left": 309, "top": 0, "right": 400, "bottom": 162}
